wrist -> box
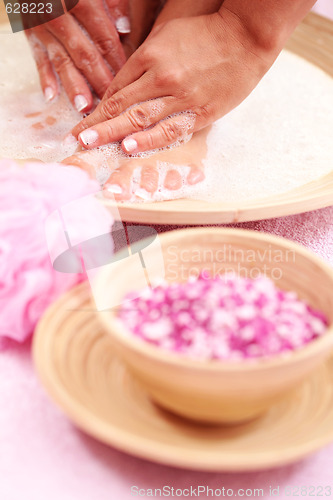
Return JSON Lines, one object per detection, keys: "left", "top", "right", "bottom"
{"left": 202, "top": 9, "right": 278, "bottom": 93}
{"left": 218, "top": 2, "right": 291, "bottom": 58}
{"left": 219, "top": 0, "right": 316, "bottom": 57}
{"left": 154, "top": 0, "right": 222, "bottom": 27}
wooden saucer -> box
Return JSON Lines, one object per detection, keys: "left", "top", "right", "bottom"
{"left": 33, "top": 283, "right": 333, "bottom": 471}
{"left": 103, "top": 13, "right": 333, "bottom": 225}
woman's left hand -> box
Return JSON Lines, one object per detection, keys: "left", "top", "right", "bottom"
{"left": 26, "top": 0, "right": 129, "bottom": 112}
{"left": 72, "top": 11, "right": 279, "bottom": 153}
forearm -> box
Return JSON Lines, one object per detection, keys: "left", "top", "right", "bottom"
{"left": 126, "top": 0, "right": 222, "bottom": 48}
{"left": 154, "top": 0, "right": 223, "bottom": 26}
{"left": 219, "top": 0, "right": 316, "bottom": 54}
{"left": 124, "top": 0, "right": 161, "bottom": 51}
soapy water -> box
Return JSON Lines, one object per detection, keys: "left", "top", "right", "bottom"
{"left": 69, "top": 137, "right": 197, "bottom": 202}
{"left": 0, "top": 30, "right": 80, "bottom": 162}
{"left": 64, "top": 108, "right": 196, "bottom": 201}
{"left": 0, "top": 90, "right": 81, "bottom": 162}
{"left": 108, "top": 161, "right": 196, "bottom": 203}
{"left": 1, "top": 28, "right": 333, "bottom": 203}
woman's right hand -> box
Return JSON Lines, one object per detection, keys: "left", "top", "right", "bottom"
{"left": 26, "top": 0, "right": 129, "bottom": 113}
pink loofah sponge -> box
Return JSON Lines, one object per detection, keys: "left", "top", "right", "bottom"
{"left": 0, "top": 159, "right": 113, "bottom": 347}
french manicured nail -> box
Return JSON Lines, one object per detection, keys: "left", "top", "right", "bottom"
{"left": 123, "top": 137, "right": 138, "bottom": 154}
{"left": 62, "top": 134, "right": 78, "bottom": 147}
{"left": 107, "top": 184, "right": 123, "bottom": 194}
{"left": 188, "top": 170, "right": 205, "bottom": 185}
{"left": 115, "top": 16, "right": 131, "bottom": 34}
{"left": 135, "top": 188, "right": 151, "bottom": 200}
{"left": 44, "top": 86, "right": 55, "bottom": 102}
{"left": 74, "top": 95, "right": 89, "bottom": 112}
{"left": 79, "top": 129, "right": 99, "bottom": 146}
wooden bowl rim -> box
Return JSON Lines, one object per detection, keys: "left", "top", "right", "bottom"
{"left": 99, "top": 13, "right": 333, "bottom": 225}
{"left": 96, "top": 227, "right": 333, "bottom": 372}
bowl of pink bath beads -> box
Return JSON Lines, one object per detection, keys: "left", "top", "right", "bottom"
{"left": 95, "top": 228, "right": 333, "bottom": 424}
{"left": 117, "top": 273, "right": 328, "bottom": 361}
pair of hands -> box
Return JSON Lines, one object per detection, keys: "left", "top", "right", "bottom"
{"left": 72, "top": 10, "right": 277, "bottom": 154}
{"left": 26, "top": 0, "right": 130, "bottom": 112}
{"left": 29, "top": 2, "right": 279, "bottom": 154}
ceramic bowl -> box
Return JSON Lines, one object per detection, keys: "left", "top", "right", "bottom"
{"left": 94, "top": 228, "right": 333, "bottom": 424}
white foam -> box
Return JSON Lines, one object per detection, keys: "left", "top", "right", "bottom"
{"left": 133, "top": 50, "right": 333, "bottom": 204}
{"left": 186, "top": 50, "right": 333, "bottom": 203}
{"left": 0, "top": 31, "right": 81, "bottom": 162}
{"left": 125, "top": 51, "right": 333, "bottom": 203}
{"left": 1, "top": 31, "right": 333, "bottom": 204}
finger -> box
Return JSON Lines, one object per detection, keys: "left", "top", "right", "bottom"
{"left": 104, "top": 164, "right": 134, "bottom": 201}
{"left": 99, "top": 49, "right": 148, "bottom": 102}
{"left": 187, "top": 165, "right": 205, "bottom": 185}
{"left": 46, "top": 15, "right": 114, "bottom": 98}
{"left": 77, "top": 97, "right": 175, "bottom": 149}
{"left": 105, "top": 0, "right": 131, "bottom": 34}
{"left": 38, "top": 29, "right": 94, "bottom": 112}
{"left": 71, "top": 63, "right": 149, "bottom": 138}
{"left": 61, "top": 154, "right": 95, "bottom": 177}
{"left": 26, "top": 29, "right": 58, "bottom": 102}
{"left": 140, "top": 165, "right": 159, "bottom": 194}
{"left": 121, "top": 113, "right": 197, "bottom": 154}
{"left": 72, "top": 53, "right": 151, "bottom": 136}
{"left": 164, "top": 169, "right": 182, "bottom": 191}
{"left": 62, "top": 147, "right": 118, "bottom": 182}
{"left": 72, "top": 3, "right": 126, "bottom": 73}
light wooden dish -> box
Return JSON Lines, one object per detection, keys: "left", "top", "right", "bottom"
{"left": 33, "top": 282, "right": 333, "bottom": 471}
{"left": 101, "top": 13, "right": 333, "bottom": 225}
{"left": 94, "top": 228, "right": 333, "bottom": 424}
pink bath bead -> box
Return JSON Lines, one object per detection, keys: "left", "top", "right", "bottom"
{"left": 117, "top": 273, "right": 329, "bottom": 361}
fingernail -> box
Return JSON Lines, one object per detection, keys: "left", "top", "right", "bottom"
{"left": 74, "top": 95, "right": 89, "bottom": 112}
{"left": 107, "top": 184, "right": 123, "bottom": 194}
{"left": 135, "top": 188, "right": 151, "bottom": 201}
{"left": 123, "top": 137, "right": 138, "bottom": 154}
{"left": 188, "top": 170, "right": 205, "bottom": 185}
{"left": 44, "top": 87, "right": 55, "bottom": 102}
{"left": 62, "top": 133, "right": 78, "bottom": 147}
{"left": 79, "top": 129, "right": 99, "bottom": 146}
{"left": 115, "top": 16, "right": 131, "bottom": 34}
